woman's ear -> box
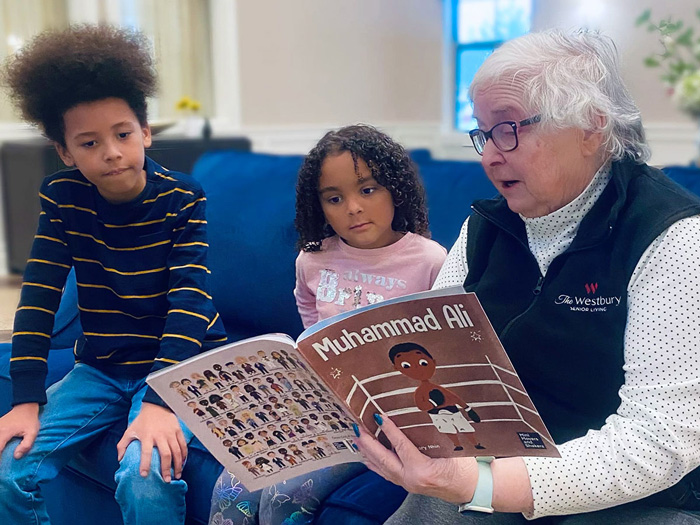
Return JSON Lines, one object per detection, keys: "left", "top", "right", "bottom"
{"left": 55, "top": 144, "right": 75, "bottom": 167}
{"left": 581, "top": 115, "right": 606, "bottom": 158}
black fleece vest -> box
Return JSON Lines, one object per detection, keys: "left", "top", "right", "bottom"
{"left": 464, "top": 160, "right": 700, "bottom": 444}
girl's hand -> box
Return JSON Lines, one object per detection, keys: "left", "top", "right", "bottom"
{"left": 116, "top": 401, "right": 187, "bottom": 482}
{"left": 354, "top": 413, "right": 479, "bottom": 504}
{"left": 0, "top": 402, "right": 40, "bottom": 459}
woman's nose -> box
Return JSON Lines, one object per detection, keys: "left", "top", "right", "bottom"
{"left": 480, "top": 138, "right": 505, "bottom": 167}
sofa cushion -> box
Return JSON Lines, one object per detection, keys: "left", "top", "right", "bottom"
{"left": 662, "top": 165, "right": 700, "bottom": 197}
{"left": 192, "top": 151, "right": 306, "bottom": 341}
{"left": 417, "top": 159, "right": 495, "bottom": 249}
{"left": 319, "top": 470, "right": 408, "bottom": 523}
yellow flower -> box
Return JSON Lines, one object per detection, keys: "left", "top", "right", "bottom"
{"left": 176, "top": 96, "right": 192, "bottom": 111}
{"left": 175, "top": 96, "right": 201, "bottom": 112}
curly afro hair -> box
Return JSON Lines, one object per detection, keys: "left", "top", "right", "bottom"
{"left": 295, "top": 124, "right": 430, "bottom": 252}
{"left": 2, "top": 24, "right": 157, "bottom": 147}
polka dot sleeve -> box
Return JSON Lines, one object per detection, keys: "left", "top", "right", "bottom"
{"left": 433, "top": 217, "right": 470, "bottom": 289}
{"left": 523, "top": 215, "right": 700, "bottom": 518}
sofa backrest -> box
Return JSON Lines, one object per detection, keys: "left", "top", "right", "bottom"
{"left": 192, "top": 150, "right": 496, "bottom": 341}
{"left": 192, "top": 150, "right": 700, "bottom": 342}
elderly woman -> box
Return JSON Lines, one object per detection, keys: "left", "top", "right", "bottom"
{"left": 354, "top": 29, "right": 700, "bottom": 524}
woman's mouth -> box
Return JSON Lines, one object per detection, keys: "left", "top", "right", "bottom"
{"left": 502, "top": 180, "right": 518, "bottom": 188}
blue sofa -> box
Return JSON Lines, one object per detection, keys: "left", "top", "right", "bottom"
{"left": 0, "top": 149, "right": 497, "bottom": 524}
{"left": 1, "top": 150, "right": 699, "bottom": 524}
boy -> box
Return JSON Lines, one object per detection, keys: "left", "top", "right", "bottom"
{"left": 389, "top": 342, "right": 484, "bottom": 451}
{"left": 0, "top": 25, "right": 226, "bottom": 524}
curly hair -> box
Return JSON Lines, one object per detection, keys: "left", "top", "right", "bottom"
{"left": 295, "top": 124, "right": 430, "bottom": 252}
{"left": 2, "top": 24, "right": 157, "bottom": 147}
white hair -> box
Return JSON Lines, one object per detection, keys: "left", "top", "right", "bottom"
{"left": 469, "top": 29, "right": 650, "bottom": 163}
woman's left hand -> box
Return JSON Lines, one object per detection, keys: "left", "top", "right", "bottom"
{"left": 354, "top": 413, "right": 479, "bottom": 504}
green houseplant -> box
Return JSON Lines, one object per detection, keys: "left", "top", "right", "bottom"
{"left": 636, "top": 9, "right": 700, "bottom": 117}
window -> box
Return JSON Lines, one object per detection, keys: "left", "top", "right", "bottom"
{"left": 453, "top": 0, "right": 531, "bottom": 131}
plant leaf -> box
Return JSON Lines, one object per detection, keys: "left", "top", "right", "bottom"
{"left": 635, "top": 9, "right": 651, "bottom": 27}
{"left": 644, "top": 57, "right": 660, "bottom": 67}
{"left": 677, "top": 28, "right": 694, "bottom": 46}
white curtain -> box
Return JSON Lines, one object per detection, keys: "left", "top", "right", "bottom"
{"left": 0, "top": 0, "right": 69, "bottom": 121}
{"left": 0, "top": 0, "right": 213, "bottom": 123}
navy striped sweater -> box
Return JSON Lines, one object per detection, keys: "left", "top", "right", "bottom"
{"left": 11, "top": 157, "right": 227, "bottom": 406}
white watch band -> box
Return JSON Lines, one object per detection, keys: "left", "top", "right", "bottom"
{"left": 458, "top": 456, "right": 495, "bottom": 514}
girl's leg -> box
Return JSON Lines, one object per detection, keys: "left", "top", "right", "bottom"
{"left": 0, "top": 364, "right": 131, "bottom": 525}
{"left": 114, "top": 384, "right": 195, "bottom": 525}
{"left": 258, "top": 463, "right": 368, "bottom": 525}
{"left": 209, "top": 470, "right": 262, "bottom": 525}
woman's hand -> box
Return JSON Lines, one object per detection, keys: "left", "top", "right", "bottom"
{"left": 116, "top": 401, "right": 187, "bottom": 482}
{"left": 354, "top": 413, "right": 479, "bottom": 504}
{"left": 355, "top": 413, "right": 535, "bottom": 514}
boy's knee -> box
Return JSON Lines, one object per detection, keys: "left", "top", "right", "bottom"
{"left": 0, "top": 440, "right": 35, "bottom": 493}
{"left": 114, "top": 440, "right": 185, "bottom": 503}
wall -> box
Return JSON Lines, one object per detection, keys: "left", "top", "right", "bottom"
{"left": 207, "top": 0, "right": 697, "bottom": 166}
{"left": 1, "top": 0, "right": 699, "bottom": 274}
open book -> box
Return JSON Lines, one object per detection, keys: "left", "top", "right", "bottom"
{"left": 147, "top": 287, "right": 559, "bottom": 490}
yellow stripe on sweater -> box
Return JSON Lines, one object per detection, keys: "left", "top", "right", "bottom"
{"left": 77, "top": 283, "right": 167, "bottom": 299}
{"left": 35, "top": 235, "right": 66, "bottom": 246}
{"left": 101, "top": 214, "right": 178, "bottom": 228}
{"left": 27, "top": 259, "right": 71, "bottom": 269}
{"left": 78, "top": 306, "right": 167, "bottom": 320}
{"left": 16, "top": 306, "right": 56, "bottom": 315}
{"left": 142, "top": 188, "right": 194, "bottom": 204}
{"left": 66, "top": 231, "right": 170, "bottom": 251}
{"left": 161, "top": 333, "right": 202, "bottom": 346}
{"left": 48, "top": 178, "right": 92, "bottom": 187}
{"left": 168, "top": 287, "right": 212, "bottom": 299}
{"left": 10, "top": 356, "right": 48, "bottom": 362}
{"left": 180, "top": 197, "right": 206, "bottom": 211}
{"left": 168, "top": 309, "right": 210, "bottom": 322}
{"left": 12, "top": 332, "right": 51, "bottom": 339}
{"left": 24, "top": 282, "right": 62, "bottom": 293}
{"left": 170, "top": 264, "right": 210, "bottom": 273}
{"left": 58, "top": 204, "right": 97, "bottom": 215}
{"left": 73, "top": 257, "right": 166, "bottom": 275}
{"left": 173, "top": 242, "right": 208, "bottom": 248}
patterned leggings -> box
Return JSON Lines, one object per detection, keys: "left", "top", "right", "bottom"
{"left": 209, "top": 463, "right": 367, "bottom": 525}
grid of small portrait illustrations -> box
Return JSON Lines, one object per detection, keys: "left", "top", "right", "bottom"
{"left": 169, "top": 349, "right": 356, "bottom": 477}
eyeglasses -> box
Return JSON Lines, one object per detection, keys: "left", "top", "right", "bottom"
{"left": 468, "top": 115, "right": 541, "bottom": 155}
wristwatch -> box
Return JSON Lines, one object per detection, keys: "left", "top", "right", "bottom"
{"left": 458, "top": 456, "right": 495, "bottom": 514}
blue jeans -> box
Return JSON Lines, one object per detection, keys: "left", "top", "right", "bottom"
{"left": 0, "top": 363, "right": 194, "bottom": 525}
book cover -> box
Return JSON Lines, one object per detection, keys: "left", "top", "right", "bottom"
{"left": 296, "top": 289, "right": 559, "bottom": 459}
{"left": 147, "top": 288, "right": 558, "bottom": 490}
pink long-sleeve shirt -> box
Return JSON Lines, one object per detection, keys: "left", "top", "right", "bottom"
{"left": 294, "top": 232, "right": 447, "bottom": 328}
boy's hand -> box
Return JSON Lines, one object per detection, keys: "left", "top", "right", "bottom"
{"left": 0, "top": 402, "right": 40, "bottom": 459}
{"left": 116, "top": 402, "right": 187, "bottom": 483}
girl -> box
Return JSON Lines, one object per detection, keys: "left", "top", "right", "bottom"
{"left": 209, "top": 125, "right": 446, "bottom": 525}
{"left": 294, "top": 124, "right": 446, "bottom": 327}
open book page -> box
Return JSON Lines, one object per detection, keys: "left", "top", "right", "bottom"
{"left": 296, "top": 289, "right": 560, "bottom": 459}
{"left": 147, "top": 334, "right": 359, "bottom": 491}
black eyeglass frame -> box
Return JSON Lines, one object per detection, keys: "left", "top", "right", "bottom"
{"left": 468, "top": 115, "right": 541, "bottom": 155}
